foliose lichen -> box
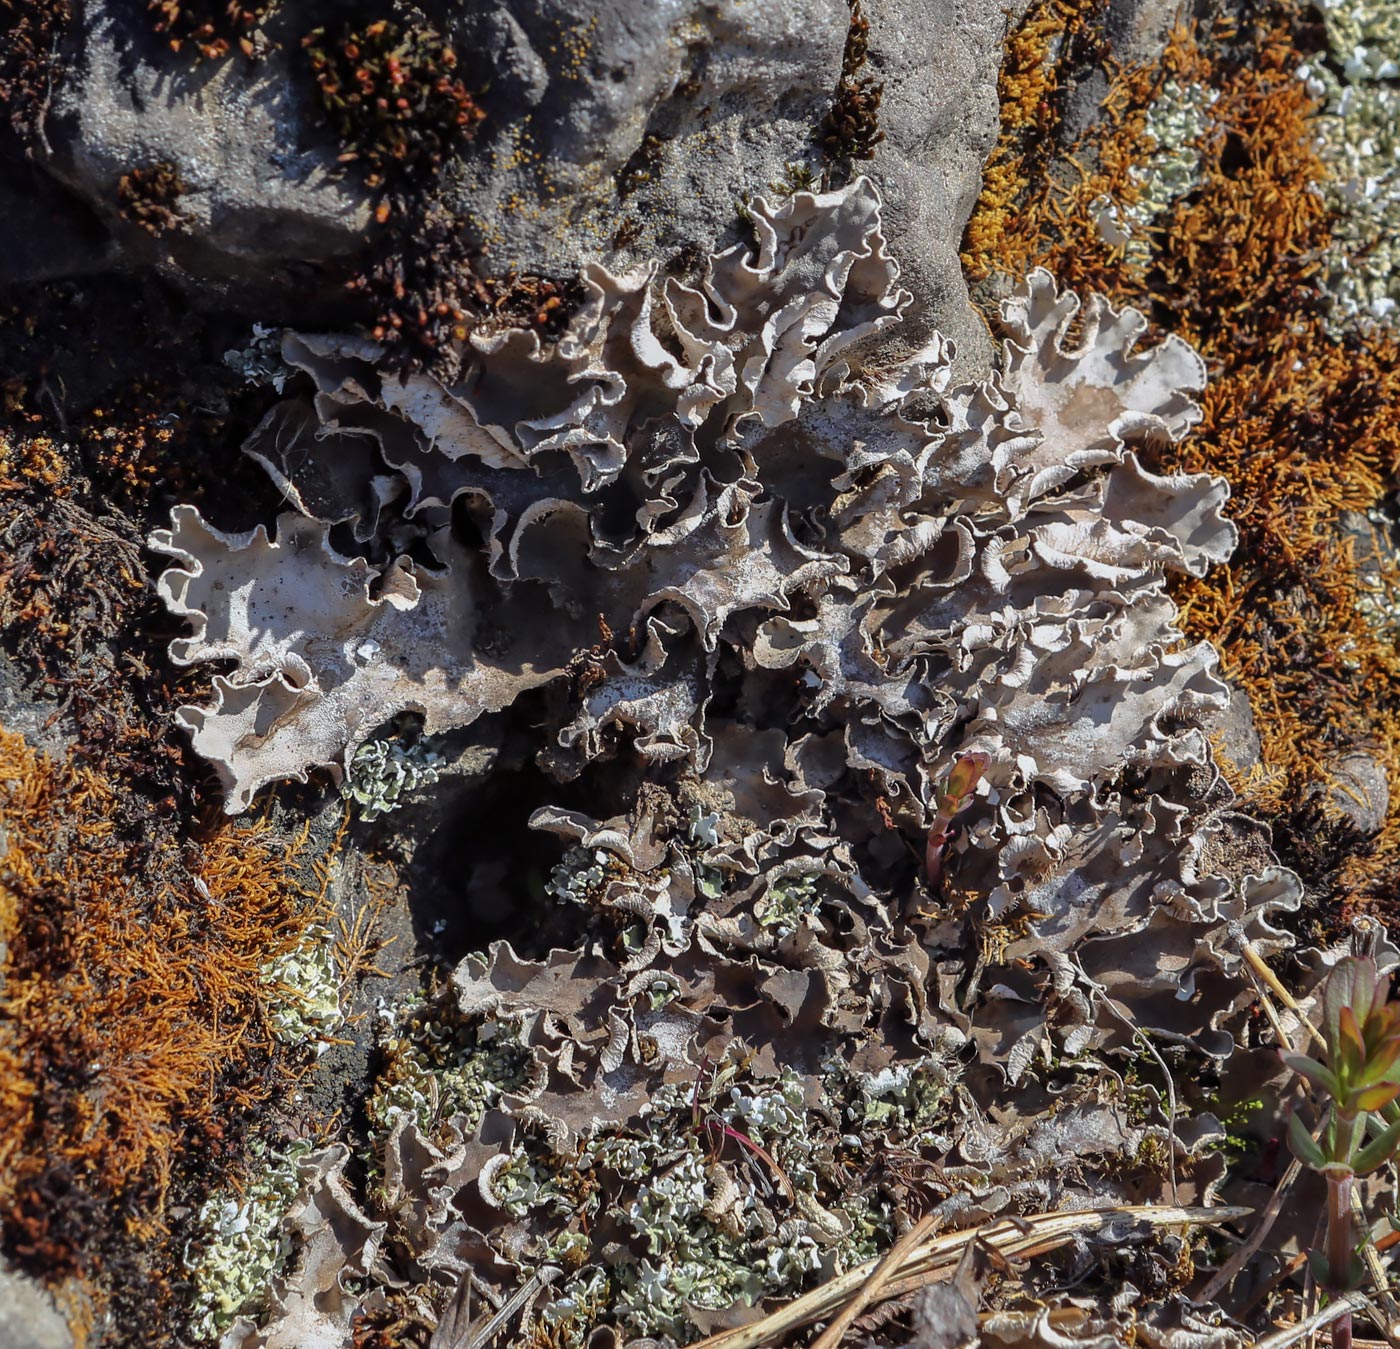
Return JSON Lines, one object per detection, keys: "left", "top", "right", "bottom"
{"left": 343, "top": 733, "right": 443, "bottom": 822}
{"left": 187, "top": 1139, "right": 314, "bottom": 1340}
{"left": 258, "top": 926, "right": 343, "bottom": 1053}
{"left": 365, "top": 999, "right": 529, "bottom": 1149}
{"left": 224, "top": 324, "right": 294, "bottom": 393}
{"left": 154, "top": 179, "right": 1290, "bottom": 1348}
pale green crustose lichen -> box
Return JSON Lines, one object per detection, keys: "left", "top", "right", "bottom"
{"left": 343, "top": 734, "right": 443, "bottom": 821}
{"left": 259, "top": 925, "right": 343, "bottom": 1053}
{"left": 1298, "top": 0, "right": 1400, "bottom": 324}
{"left": 187, "top": 1139, "right": 315, "bottom": 1340}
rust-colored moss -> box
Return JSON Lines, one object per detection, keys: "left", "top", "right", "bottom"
{"left": 0, "top": 733, "right": 313, "bottom": 1207}
{"left": 116, "top": 162, "right": 188, "bottom": 237}
{"left": 0, "top": 0, "right": 71, "bottom": 149}
{"left": 147, "top": 0, "right": 270, "bottom": 61}
{"left": 963, "top": 8, "right": 1400, "bottom": 915}
{"left": 0, "top": 296, "right": 326, "bottom": 1339}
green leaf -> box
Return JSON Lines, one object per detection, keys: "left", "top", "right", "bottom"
{"left": 1326, "top": 958, "right": 1376, "bottom": 1052}
{"left": 1354, "top": 1115, "right": 1400, "bottom": 1174}
{"left": 1358, "top": 1035, "right": 1400, "bottom": 1088}
{"left": 1353, "top": 1082, "right": 1400, "bottom": 1114}
{"left": 1338, "top": 1005, "right": 1366, "bottom": 1082}
{"left": 1283, "top": 1052, "right": 1340, "bottom": 1099}
{"left": 1288, "top": 1109, "right": 1327, "bottom": 1170}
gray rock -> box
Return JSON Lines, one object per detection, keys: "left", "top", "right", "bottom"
{"left": 1327, "top": 752, "right": 1390, "bottom": 837}
{"left": 0, "top": 1265, "right": 72, "bottom": 1349}
{"left": 1204, "top": 685, "right": 1263, "bottom": 777}
{"left": 19, "top": 0, "right": 1008, "bottom": 371}
{"left": 36, "top": 1, "right": 371, "bottom": 311}
{"left": 445, "top": 0, "right": 1005, "bottom": 374}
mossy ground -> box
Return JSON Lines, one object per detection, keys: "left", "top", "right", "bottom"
{"left": 962, "top": 0, "right": 1400, "bottom": 925}
{"left": 0, "top": 273, "right": 364, "bottom": 1343}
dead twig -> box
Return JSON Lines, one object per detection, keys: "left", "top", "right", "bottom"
{"left": 810, "top": 1212, "right": 939, "bottom": 1349}
{"left": 684, "top": 1205, "right": 1249, "bottom": 1349}
{"left": 1253, "top": 1291, "right": 1375, "bottom": 1349}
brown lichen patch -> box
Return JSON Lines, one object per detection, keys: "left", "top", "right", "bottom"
{"left": 963, "top": 8, "right": 1400, "bottom": 913}
{"left": 116, "top": 162, "right": 188, "bottom": 237}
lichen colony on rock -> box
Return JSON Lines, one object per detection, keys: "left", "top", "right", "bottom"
{"left": 153, "top": 181, "right": 1297, "bottom": 1343}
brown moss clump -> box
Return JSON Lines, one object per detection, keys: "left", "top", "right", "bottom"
{"left": 116, "top": 162, "right": 188, "bottom": 237}
{"left": 962, "top": 7, "right": 1400, "bottom": 915}
{"left": 303, "top": 18, "right": 485, "bottom": 190}
{"left": 0, "top": 0, "right": 72, "bottom": 149}
{"left": 146, "top": 0, "right": 271, "bottom": 62}
{"left": 960, "top": 0, "right": 1110, "bottom": 282}
{"left": 821, "top": 0, "right": 885, "bottom": 170}
{"left": 0, "top": 290, "right": 328, "bottom": 1338}
{"left": 0, "top": 732, "right": 315, "bottom": 1222}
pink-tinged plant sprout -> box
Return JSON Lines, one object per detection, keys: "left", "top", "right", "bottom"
{"left": 924, "top": 752, "right": 990, "bottom": 890}
{"left": 1284, "top": 956, "right": 1400, "bottom": 1349}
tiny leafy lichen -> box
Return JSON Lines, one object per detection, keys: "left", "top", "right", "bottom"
{"left": 494, "top": 1066, "right": 900, "bottom": 1345}
{"left": 187, "top": 1139, "right": 315, "bottom": 1340}
{"left": 259, "top": 925, "right": 343, "bottom": 1052}
{"left": 224, "top": 324, "right": 294, "bottom": 393}
{"left": 343, "top": 733, "right": 443, "bottom": 822}
{"left": 1299, "top": 0, "right": 1400, "bottom": 323}
{"left": 365, "top": 999, "right": 529, "bottom": 1149}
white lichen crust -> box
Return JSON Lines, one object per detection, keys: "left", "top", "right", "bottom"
{"left": 1300, "top": 0, "right": 1400, "bottom": 324}
{"left": 156, "top": 181, "right": 1295, "bottom": 1347}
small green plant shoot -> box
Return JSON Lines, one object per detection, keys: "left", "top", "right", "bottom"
{"left": 925, "top": 752, "right": 989, "bottom": 889}
{"left": 1284, "top": 956, "right": 1400, "bottom": 1349}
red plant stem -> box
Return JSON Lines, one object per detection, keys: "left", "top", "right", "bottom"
{"left": 1328, "top": 1171, "right": 1354, "bottom": 1349}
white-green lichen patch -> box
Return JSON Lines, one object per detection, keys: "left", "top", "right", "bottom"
{"left": 187, "top": 1140, "right": 315, "bottom": 1340}
{"left": 490, "top": 1061, "right": 946, "bottom": 1344}
{"left": 1095, "top": 80, "right": 1217, "bottom": 266}
{"left": 258, "top": 925, "right": 344, "bottom": 1053}
{"left": 366, "top": 1000, "right": 530, "bottom": 1148}
{"left": 1300, "top": 0, "right": 1400, "bottom": 323}
{"left": 343, "top": 734, "right": 443, "bottom": 822}
{"left": 224, "top": 324, "right": 294, "bottom": 393}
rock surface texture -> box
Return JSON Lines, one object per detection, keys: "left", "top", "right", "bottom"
{"left": 17, "top": 0, "right": 1006, "bottom": 363}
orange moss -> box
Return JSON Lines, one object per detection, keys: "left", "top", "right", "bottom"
{"left": 961, "top": 0, "right": 1112, "bottom": 281}
{"left": 0, "top": 727, "right": 318, "bottom": 1244}
{"left": 963, "top": 8, "right": 1400, "bottom": 912}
